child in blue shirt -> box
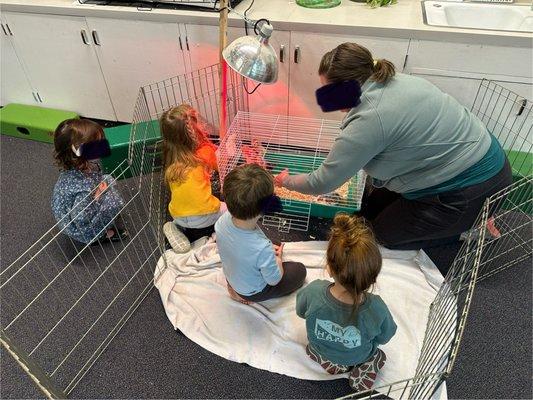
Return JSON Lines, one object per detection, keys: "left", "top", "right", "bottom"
{"left": 215, "top": 164, "right": 307, "bottom": 304}
{"left": 296, "top": 214, "right": 397, "bottom": 392}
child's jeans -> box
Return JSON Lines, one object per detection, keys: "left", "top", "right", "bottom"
{"left": 173, "top": 202, "right": 227, "bottom": 242}
{"left": 306, "top": 344, "right": 387, "bottom": 392}
{"left": 239, "top": 262, "right": 307, "bottom": 302}
{"left": 173, "top": 202, "right": 227, "bottom": 229}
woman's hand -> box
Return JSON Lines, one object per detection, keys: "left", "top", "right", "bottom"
{"left": 274, "top": 169, "right": 289, "bottom": 187}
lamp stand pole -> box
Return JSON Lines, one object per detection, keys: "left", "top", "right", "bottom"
{"left": 219, "top": 0, "right": 229, "bottom": 139}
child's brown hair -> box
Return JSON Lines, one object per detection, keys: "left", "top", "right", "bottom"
{"left": 327, "top": 213, "right": 382, "bottom": 314}
{"left": 54, "top": 118, "right": 104, "bottom": 171}
{"left": 161, "top": 104, "right": 211, "bottom": 184}
{"left": 223, "top": 164, "right": 274, "bottom": 220}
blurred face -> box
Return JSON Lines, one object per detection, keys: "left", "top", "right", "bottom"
{"left": 319, "top": 74, "right": 350, "bottom": 113}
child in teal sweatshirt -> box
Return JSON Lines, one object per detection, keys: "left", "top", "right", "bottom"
{"left": 296, "top": 214, "right": 397, "bottom": 392}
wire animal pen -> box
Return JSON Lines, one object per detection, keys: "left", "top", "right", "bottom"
{"left": 464, "top": 80, "right": 532, "bottom": 283}
{"left": 217, "top": 112, "right": 367, "bottom": 232}
{"left": 1, "top": 71, "right": 530, "bottom": 400}
{"left": 0, "top": 64, "right": 247, "bottom": 398}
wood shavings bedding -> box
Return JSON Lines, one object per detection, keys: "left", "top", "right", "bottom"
{"left": 275, "top": 181, "right": 351, "bottom": 206}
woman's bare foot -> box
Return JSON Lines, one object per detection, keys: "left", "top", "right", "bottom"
{"left": 226, "top": 281, "right": 252, "bottom": 305}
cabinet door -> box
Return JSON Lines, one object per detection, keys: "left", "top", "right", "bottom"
{"left": 0, "top": 18, "right": 35, "bottom": 106}
{"left": 184, "top": 24, "right": 242, "bottom": 72}
{"left": 288, "top": 32, "right": 410, "bottom": 119}
{"left": 86, "top": 17, "right": 187, "bottom": 122}
{"left": 4, "top": 12, "right": 115, "bottom": 120}
{"left": 410, "top": 73, "right": 533, "bottom": 110}
{"left": 406, "top": 40, "right": 533, "bottom": 79}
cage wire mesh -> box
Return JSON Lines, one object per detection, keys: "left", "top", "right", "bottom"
{"left": 0, "top": 137, "right": 160, "bottom": 397}
{"left": 1, "top": 69, "right": 529, "bottom": 400}
{"left": 217, "top": 112, "right": 367, "bottom": 232}
{"left": 132, "top": 64, "right": 249, "bottom": 255}
{"left": 338, "top": 202, "right": 487, "bottom": 399}
{"left": 0, "top": 64, "right": 247, "bottom": 397}
{"left": 463, "top": 79, "right": 533, "bottom": 283}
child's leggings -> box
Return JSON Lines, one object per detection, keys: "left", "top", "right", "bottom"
{"left": 306, "top": 345, "right": 387, "bottom": 392}
{"left": 239, "top": 262, "right": 306, "bottom": 302}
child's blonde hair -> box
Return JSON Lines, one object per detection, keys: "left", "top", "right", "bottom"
{"left": 327, "top": 213, "right": 382, "bottom": 314}
{"left": 160, "top": 104, "right": 211, "bottom": 184}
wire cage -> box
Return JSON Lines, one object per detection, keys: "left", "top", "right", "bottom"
{"left": 462, "top": 79, "right": 532, "bottom": 283}
{"left": 217, "top": 112, "right": 367, "bottom": 232}
{"left": 340, "top": 216, "right": 486, "bottom": 399}
{"left": 1, "top": 69, "right": 529, "bottom": 400}
{"left": 0, "top": 64, "right": 247, "bottom": 398}
{"left": 0, "top": 134, "right": 160, "bottom": 397}
{"left": 130, "top": 64, "right": 249, "bottom": 251}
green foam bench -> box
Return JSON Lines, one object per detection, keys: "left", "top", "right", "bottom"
{"left": 102, "top": 120, "right": 161, "bottom": 179}
{"left": 0, "top": 104, "right": 78, "bottom": 143}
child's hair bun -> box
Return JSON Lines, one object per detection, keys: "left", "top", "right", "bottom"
{"left": 330, "top": 213, "right": 373, "bottom": 249}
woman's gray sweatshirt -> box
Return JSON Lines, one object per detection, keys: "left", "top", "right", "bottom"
{"left": 284, "top": 73, "right": 491, "bottom": 195}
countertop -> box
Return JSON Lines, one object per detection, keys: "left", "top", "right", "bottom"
{"left": 0, "top": 0, "right": 531, "bottom": 46}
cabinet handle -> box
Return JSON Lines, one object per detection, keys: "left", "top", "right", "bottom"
{"left": 279, "top": 45, "right": 285, "bottom": 63}
{"left": 178, "top": 36, "right": 183, "bottom": 51}
{"left": 80, "top": 29, "right": 90, "bottom": 45}
{"left": 36, "top": 92, "right": 43, "bottom": 103}
{"left": 402, "top": 54, "right": 409, "bottom": 70}
{"left": 517, "top": 99, "right": 527, "bottom": 116}
{"left": 5, "top": 23, "right": 13, "bottom": 35}
{"left": 294, "top": 46, "right": 301, "bottom": 64}
{"left": 92, "top": 30, "right": 101, "bottom": 45}
{"left": 185, "top": 36, "right": 190, "bottom": 51}
{"left": 1, "top": 24, "right": 7, "bottom": 36}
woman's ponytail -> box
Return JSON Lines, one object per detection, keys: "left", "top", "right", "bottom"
{"left": 371, "top": 58, "right": 396, "bottom": 83}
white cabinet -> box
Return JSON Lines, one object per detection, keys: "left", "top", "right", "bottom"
{"left": 86, "top": 17, "right": 188, "bottom": 122}
{"left": 0, "top": 17, "right": 35, "bottom": 106}
{"left": 3, "top": 12, "right": 116, "bottom": 120}
{"left": 405, "top": 40, "right": 533, "bottom": 108}
{"left": 288, "top": 32, "right": 410, "bottom": 119}
{"left": 184, "top": 24, "right": 242, "bottom": 71}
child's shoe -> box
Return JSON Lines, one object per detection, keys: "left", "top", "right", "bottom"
{"left": 348, "top": 348, "right": 387, "bottom": 392}
{"left": 163, "top": 222, "right": 191, "bottom": 253}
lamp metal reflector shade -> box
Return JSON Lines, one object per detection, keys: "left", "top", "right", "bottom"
{"left": 222, "top": 34, "right": 279, "bottom": 84}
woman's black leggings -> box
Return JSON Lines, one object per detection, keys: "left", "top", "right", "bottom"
{"left": 359, "top": 159, "right": 513, "bottom": 250}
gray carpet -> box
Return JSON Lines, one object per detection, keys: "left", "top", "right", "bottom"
{"left": 1, "top": 135, "right": 531, "bottom": 399}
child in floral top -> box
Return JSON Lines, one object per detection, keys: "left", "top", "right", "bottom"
{"left": 51, "top": 119, "right": 126, "bottom": 245}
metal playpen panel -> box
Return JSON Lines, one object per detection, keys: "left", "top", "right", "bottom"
{"left": 1, "top": 73, "right": 530, "bottom": 399}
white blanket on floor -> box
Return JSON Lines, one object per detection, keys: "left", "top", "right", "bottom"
{"left": 155, "top": 239, "right": 447, "bottom": 399}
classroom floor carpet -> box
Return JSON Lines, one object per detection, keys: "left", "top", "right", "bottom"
{"left": 1, "top": 135, "right": 531, "bottom": 399}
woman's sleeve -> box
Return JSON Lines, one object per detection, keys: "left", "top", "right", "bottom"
{"left": 284, "top": 113, "right": 385, "bottom": 195}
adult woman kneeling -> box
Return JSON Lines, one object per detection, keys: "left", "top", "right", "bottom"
{"left": 276, "top": 43, "right": 512, "bottom": 250}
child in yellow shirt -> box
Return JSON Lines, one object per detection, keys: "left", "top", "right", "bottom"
{"left": 161, "top": 104, "right": 225, "bottom": 252}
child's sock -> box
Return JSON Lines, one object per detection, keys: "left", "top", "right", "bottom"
{"left": 163, "top": 222, "right": 191, "bottom": 253}
{"left": 348, "top": 348, "right": 387, "bottom": 392}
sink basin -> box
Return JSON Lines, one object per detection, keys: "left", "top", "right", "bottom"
{"left": 423, "top": 1, "right": 533, "bottom": 33}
